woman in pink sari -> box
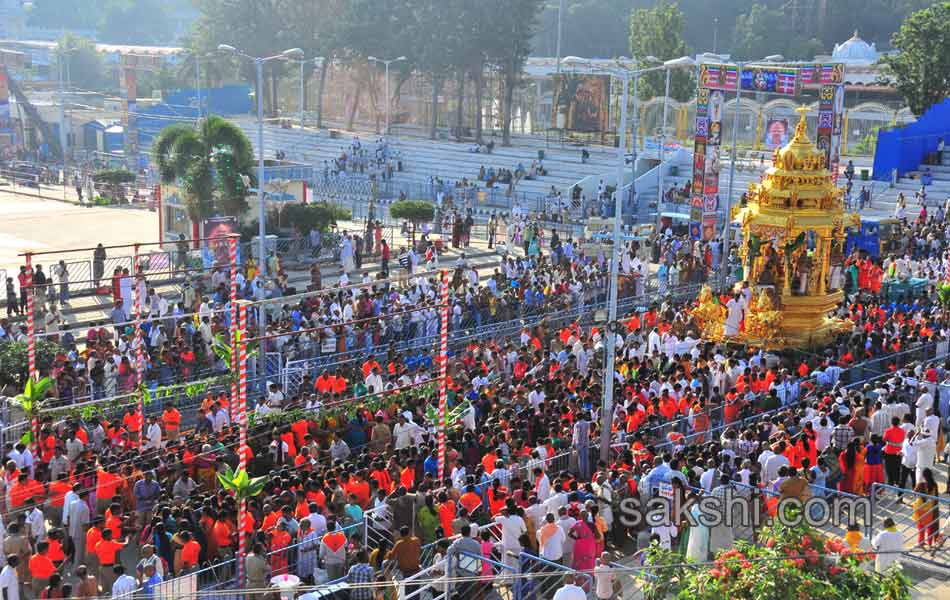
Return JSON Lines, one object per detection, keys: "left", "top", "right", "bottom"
{"left": 569, "top": 512, "right": 597, "bottom": 578}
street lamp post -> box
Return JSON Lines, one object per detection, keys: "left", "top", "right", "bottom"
{"left": 368, "top": 56, "right": 407, "bottom": 135}
{"left": 218, "top": 44, "right": 304, "bottom": 277}
{"left": 296, "top": 57, "right": 324, "bottom": 130}
{"left": 563, "top": 56, "right": 665, "bottom": 463}
{"left": 195, "top": 54, "right": 201, "bottom": 119}
{"left": 718, "top": 54, "right": 783, "bottom": 287}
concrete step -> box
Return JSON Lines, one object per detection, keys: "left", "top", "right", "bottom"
{"left": 912, "top": 576, "right": 950, "bottom": 599}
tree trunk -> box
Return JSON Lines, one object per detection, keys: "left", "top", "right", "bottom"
{"left": 316, "top": 62, "right": 328, "bottom": 129}
{"left": 455, "top": 70, "right": 465, "bottom": 142}
{"left": 502, "top": 67, "right": 515, "bottom": 147}
{"left": 346, "top": 81, "right": 361, "bottom": 131}
{"left": 473, "top": 66, "right": 484, "bottom": 144}
{"left": 429, "top": 76, "right": 442, "bottom": 140}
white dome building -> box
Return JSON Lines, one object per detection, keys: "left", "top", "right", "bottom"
{"left": 832, "top": 31, "right": 879, "bottom": 65}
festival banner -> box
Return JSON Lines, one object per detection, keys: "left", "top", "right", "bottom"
{"left": 817, "top": 84, "right": 839, "bottom": 178}
{"left": 740, "top": 66, "right": 799, "bottom": 96}
{"left": 690, "top": 88, "right": 710, "bottom": 236}
{"left": 699, "top": 64, "right": 739, "bottom": 91}
{"left": 799, "top": 63, "right": 844, "bottom": 85}
{"left": 551, "top": 74, "right": 611, "bottom": 132}
{"left": 701, "top": 89, "right": 726, "bottom": 240}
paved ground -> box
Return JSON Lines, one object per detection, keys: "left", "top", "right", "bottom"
{"left": 0, "top": 187, "right": 157, "bottom": 278}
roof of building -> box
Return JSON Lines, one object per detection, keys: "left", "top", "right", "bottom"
{"left": 832, "top": 31, "right": 879, "bottom": 64}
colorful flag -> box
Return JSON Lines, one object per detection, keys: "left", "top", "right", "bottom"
{"left": 776, "top": 71, "right": 798, "bottom": 95}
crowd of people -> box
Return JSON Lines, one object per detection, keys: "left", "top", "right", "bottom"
{"left": 3, "top": 177, "right": 950, "bottom": 598}
{"left": 0, "top": 259, "right": 947, "bottom": 599}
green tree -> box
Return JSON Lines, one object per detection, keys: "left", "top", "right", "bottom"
{"left": 881, "top": 2, "right": 950, "bottom": 116}
{"left": 152, "top": 115, "right": 255, "bottom": 225}
{"left": 282, "top": 203, "right": 351, "bottom": 235}
{"left": 485, "top": 0, "right": 544, "bottom": 146}
{"left": 731, "top": 2, "right": 824, "bottom": 62}
{"left": 55, "top": 34, "right": 109, "bottom": 94}
{"left": 13, "top": 377, "right": 54, "bottom": 444}
{"left": 26, "top": 0, "right": 107, "bottom": 30}
{"left": 97, "top": 0, "right": 175, "bottom": 45}
{"left": 629, "top": 0, "right": 694, "bottom": 101}
{"left": 389, "top": 199, "right": 435, "bottom": 243}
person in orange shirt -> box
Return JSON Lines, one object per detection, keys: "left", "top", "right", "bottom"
{"left": 177, "top": 530, "right": 201, "bottom": 573}
{"left": 269, "top": 522, "right": 292, "bottom": 574}
{"left": 161, "top": 403, "right": 182, "bottom": 442}
{"left": 481, "top": 449, "right": 498, "bottom": 475}
{"left": 459, "top": 484, "right": 482, "bottom": 517}
{"left": 399, "top": 463, "right": 415, "bottom": 491}
{"left": 46, "top": 530, "right": 66, "bottom": 565}
{"left": 121, "top": 407, "right": 142, "bottom": 444}
{"left": 48, "top": 474, "right": 72, "bottom": 524}
{"left": 28, "top": 541, "right": 58, "bottom": 592}
{"left": 95, "top": 468, "right": 121, "bottom": 514}
{"left": 8, "top": 472, "right": 35, "bottom": 509}
{"left": 93, "top": 528, "right": 127, "bottom": 591}
{"left": 212, "top": 511, "right": 235, "bottom": 558}
{"left": 437, "top": 492, "right": 456, "bottom": 536}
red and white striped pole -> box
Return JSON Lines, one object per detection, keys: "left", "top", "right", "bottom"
{"left": 236, "top": 300, "right": 249, "bottom": 585}
{"left": 25, "top": 252, "right": 35, "bottom": 380}
{"left": 436, "top": 269, "right": 449, "bottom": 478}
{"left": 133, "top": 245, "right": 144, "bottom": 446}
{"left": 25, "top": 252, "right": 38, "bottom": 448}
{"left": 229, "top": 235, "right": 239, "bottom": 422}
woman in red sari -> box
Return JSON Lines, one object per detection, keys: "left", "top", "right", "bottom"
{"left": 111, "top": 268, "right": 122, "bottom": 303}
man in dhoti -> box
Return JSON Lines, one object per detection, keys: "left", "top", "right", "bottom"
{"left": 724, "top": 293, "right": 743, "bottom": 337}
{"left": 340, "top": 234, "right": 355, "bottom": 274}
{"left": 119, "top": 268, "right": 133, "bottom": 319}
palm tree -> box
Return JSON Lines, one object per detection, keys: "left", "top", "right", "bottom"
{"left": 152, "top": 115, "right": 255, "bottom": 226}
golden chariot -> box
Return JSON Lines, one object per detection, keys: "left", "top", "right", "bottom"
{"left": 696, "top": 106, "right": 859, "bottom": 348}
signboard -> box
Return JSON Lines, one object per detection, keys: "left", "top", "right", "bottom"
{"left": 551, "top": 74, "right": 611, "bottom": 132}
{"left": 120, "top": 53, "right": 163, "bottom": 71}
{"left": 740, "top": 66, "right": 799, "bottom": 95}
{"left": 799, "top": 63, "right": 845, "bottom": 85}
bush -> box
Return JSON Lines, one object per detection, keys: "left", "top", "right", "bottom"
{"left": 283, "top": 202, "right": 351, "bottom": 235}
{"left": 644, "top": 516, "right": 911, "bottom": 600}
{"left": 389, "top": 199, "right": 435, "bottom": 223}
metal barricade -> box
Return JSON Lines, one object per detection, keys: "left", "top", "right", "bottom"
{"left": 871, "top": 482, "right": 950, "bottom": 568}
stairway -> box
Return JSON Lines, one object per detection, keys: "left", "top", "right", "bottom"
{"left": 4, "top": 66, "right": 62, "bottom": 160}
{"left": 911, "top": 576, "right": 950, "bottom": 599}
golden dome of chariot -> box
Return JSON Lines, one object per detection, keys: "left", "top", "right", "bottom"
{"left": 773, "top": 105, "right": 828, "bottom": 174}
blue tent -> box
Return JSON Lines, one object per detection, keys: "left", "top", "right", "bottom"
{"left": 872, "top": 98, "right": 950, "bottom": 181}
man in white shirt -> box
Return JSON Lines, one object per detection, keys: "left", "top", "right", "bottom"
{"left": 392, "top": 415, "right": 418, "bottom": 450}
{"left": 494, "top": 508, "right": 527, "bottom": 568}
{"left": 536, "top": 513, "right": 565, "bottom": 562}
{"left": 763, "top": 443, "right": 791, "bottom": 484}
{"left": 111, "top": 565, "right": 138, "bottom": 598}
{"left": 552, "top": 573, "right": 587, "bottom": 600}
{"left": 870, "top": 518, "right": 904, "bottom": 573}
{"left": 0, "top": 555, "right": 19, "bottom": 600}
{"left": 593, "top": 552, "right": 619, "bottom": 600}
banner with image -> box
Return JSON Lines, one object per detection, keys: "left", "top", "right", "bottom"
{"left": 764, "top": 118, "right": 790, "bottom": 149}
{"left": 690, "top": 88, "right": 710, "bottom": 236}
{"left": 700, "top": 89, "right": 725, "bottom": 240}
{"left": 740, "top": 66, "right": 799, "bottom": 95}
{"left": 699, "top": 64, "right": 739, "bottom": 91}
{"left": 551, "top": 74, "right": 611, "bottom": 132}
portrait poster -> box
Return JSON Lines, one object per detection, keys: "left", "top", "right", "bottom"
{"left": 203, "top": 216, "right": 239, "bottom": 268}
{"left": 764, "top": 118, "right": 789, "bottom": 149}
{"left": 699, "top": 64, "right": 739, "bottom": 91}
{"left": 551, "top": 74, "right": 610, "bottom": 132}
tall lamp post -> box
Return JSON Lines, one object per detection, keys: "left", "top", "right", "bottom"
{"left": 367, "top": 56, "right": 407, "bottom": 135}
{"left": 295, "top": 56, "right": 325, "bottom": 129}
{"left": 564, "top": 56, "right": 664, "bottom": 462}
{"left": 57, "top": 46, "right": 77, "bottom": 165}
{"left": 717, "top": 54, "right": 783, "bottom": 287}
{"left": 656, "top": 56, "right": 697, "bottom": 219}
{"left": 218, "top": 44, "right": 304, "bottom": 277}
